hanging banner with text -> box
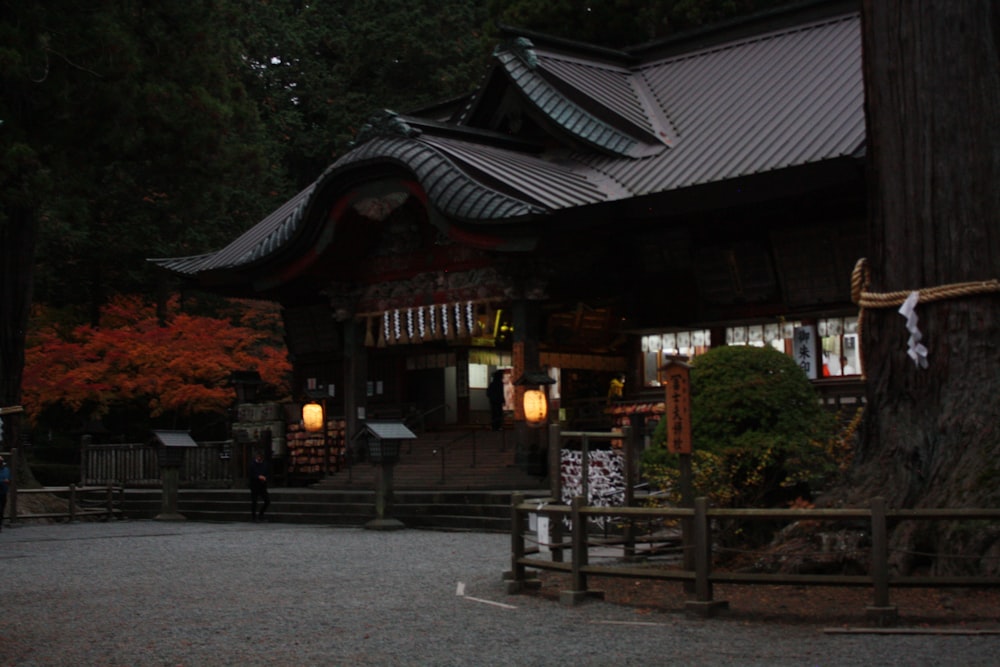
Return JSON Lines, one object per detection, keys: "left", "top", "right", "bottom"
{"left": 662, "top": 360, "right": 692, "bottom": 455}
{"left": 793, "top": 325, "right": 818, "bottom": 380}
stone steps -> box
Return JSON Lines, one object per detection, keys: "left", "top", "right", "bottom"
{"left": 122, "top": 487, "right": 551, "bottom": 532}
{"left": 313, "top": 427, "right": 545, "bottom": 491}
{"left": 121, "top": 428, "right": 550, "bottom": 531}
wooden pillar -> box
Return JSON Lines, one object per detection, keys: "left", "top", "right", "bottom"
{"left": 710, "top": 326, "right": 727, "bottom": 349}
{"left": 455, "top": 348, "right": 470, "bottom": 424}
{"left": 344, "top": 319, "right": 368, "bottom": 444}
{"left": 512, "top": 299, "right": 541, "bottom": 449}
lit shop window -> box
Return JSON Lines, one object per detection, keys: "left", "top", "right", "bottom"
{"left": 725, "top": 323, "right": 787, "bottom": 350}
{"left": 818, "top": 317, "right": 860, "bottom": 377}
{"left": 640, "top": 316, "right": 861, "bottom": 387}
{"left": 725, "top": 318, "right": 860, "bottom": 377}
{"left": 641, "top": 329, "right": 710, "bottom": 386}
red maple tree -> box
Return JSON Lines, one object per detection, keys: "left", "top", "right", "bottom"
{"left": 22, "top": 295, "right": 291, "bottom": 424}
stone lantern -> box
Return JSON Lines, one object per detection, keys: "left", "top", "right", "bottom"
{"left": 151, "top": 430, "right": 198, "bottom": 521}
{"left": 353, "top": 421, "right": 416, "bottom": 530}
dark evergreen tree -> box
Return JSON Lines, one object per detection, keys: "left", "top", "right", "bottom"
{"left": 231, "top": 0, "right": 493, "bottom": 186}
{"left": 485, "top": 0, "right": 795, "bottom": 48}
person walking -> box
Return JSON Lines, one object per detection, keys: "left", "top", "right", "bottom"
{"left": 248, "top": 450, "right": 270, "bottom": 522}
{"left": 0, "top": 455, "right": 10, "bottom": 533}
{"left": 487, "top": 370, "right": 505, "bottom": 431}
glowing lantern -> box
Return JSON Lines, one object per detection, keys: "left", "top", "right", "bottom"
{"left": 522, "top": 389, "right": 548, "bottom": 425}
{"left": 302, "top": 402, "right": 324, "bottom": 432}
{"left": 514, "top": 371, "right": 556, "bottom": 427}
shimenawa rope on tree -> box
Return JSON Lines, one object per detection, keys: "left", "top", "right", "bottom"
{"left": 850, "top": 258, "right": 1000, "bottom": 376}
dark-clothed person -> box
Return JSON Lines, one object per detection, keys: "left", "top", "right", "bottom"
{"left": 248, "top": 451, "right": 270, "bottom": 522}
{"left": 487, "top": 370, "right": 505, "bottom": 431}
{"left": 0, "top": 456, "right": 10, "bottom": 532}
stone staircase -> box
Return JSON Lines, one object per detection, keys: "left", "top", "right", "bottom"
{"left": 121, "top": 427, "right": 551, "bottom": 531}
{"left": 313, "top": 426, "right": 547, "bottom": 491}
{"left": 121, "top": 487, "right": 551, "bottom": 532}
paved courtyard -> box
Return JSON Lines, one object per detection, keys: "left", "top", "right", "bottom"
{"left": 1, "top": 520, "right": 997, "bottom": 666}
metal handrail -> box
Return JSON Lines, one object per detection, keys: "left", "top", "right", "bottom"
{"left": 404, "top": 402, "right": 449, "bottom": 436}
{"left": 434, "top": 427, "right": 480, "bottom": 483}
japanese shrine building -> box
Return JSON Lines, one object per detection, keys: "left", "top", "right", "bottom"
{"left": 152, "top": 0, "right": 866, "bottom": 463}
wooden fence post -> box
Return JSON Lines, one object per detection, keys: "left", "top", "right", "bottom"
{"left": 79, "top": 435, "right": 91, "bottom": 486}
{"left": 561, "top": 495, "right": 602, "bottom": 605}
{"left": 623, "top": 423, "right": 636, "bottom": 559}
{"left": 866, "top": 496, "right": 898, "bottom": 625}
{"left": 685, "top": 497, "right": 728, "bottom": 617}
{"left": 548, "top": 423, "right": 563, "bottom": 563}
{"left": 505, "top": 492, "right": 526, "bottom": 593}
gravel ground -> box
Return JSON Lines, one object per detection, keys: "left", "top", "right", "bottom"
{"left": 1, "top": 519, "right": 998, "bottom": 666}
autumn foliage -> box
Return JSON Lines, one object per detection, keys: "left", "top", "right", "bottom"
{"left": 22, "top": 295, "right": 291, "bottom": 426}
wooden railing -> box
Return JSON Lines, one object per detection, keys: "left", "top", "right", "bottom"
{"left": 9, "top": 484, "right": 124, "bottom": 523}
{"left": 506, "top": 494, "right": 1000, "bottom": 624}
{"left": 81, "top": 440, "right": 237, "bottom": 487}
{"left": 2, "top": 448, "right": 123, "bottom": 523}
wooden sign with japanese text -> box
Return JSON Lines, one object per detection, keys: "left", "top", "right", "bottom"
{"left": 662, "top": 358, "right": 692, "bottom": 454}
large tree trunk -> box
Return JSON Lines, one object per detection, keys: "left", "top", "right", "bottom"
{"left": 0, "top": 200, "right": 37, "bottom": 469}
{"left": 856, "top": 2, "right": 1000, "bottom": 574}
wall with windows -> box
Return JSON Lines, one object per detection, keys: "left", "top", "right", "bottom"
{"left": 640, "top": 315, "right": 860, "bottom": 387}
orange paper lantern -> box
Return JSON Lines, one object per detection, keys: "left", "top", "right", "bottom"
{"left": 302, "top": 402, "right": 324, "bottom": 433}
{"left": 522, "top": 389, "right": 548, "bottom": 425}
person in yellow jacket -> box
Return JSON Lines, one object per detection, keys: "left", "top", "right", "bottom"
{"left": 607, "top": 374, "right": 625, "bottom": 404}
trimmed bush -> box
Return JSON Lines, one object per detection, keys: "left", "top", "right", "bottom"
{"left": 643, "top": 345, "right": 838, "bottom": 509}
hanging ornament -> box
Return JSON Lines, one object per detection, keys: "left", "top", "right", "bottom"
{"left": 428, "top": 304, "right": 438, "bottom": 339}
{"left": 404, "top": 308, "right": 414, "bottom": 343}
{"left": 899, "top": 291, "right": 929, "bottom": 369}
{"left": 454, "top": 302, "right": 464, "bottom": 336}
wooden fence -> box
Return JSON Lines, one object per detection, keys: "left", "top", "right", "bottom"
{"left": 2, "top": 447, "right": 123, "bottom": 523}
{"left": 80, "top": 440, "right": 239, "bottom": 487}
{"left": 507, "top": 494, "right": 1000, "bottom": 624}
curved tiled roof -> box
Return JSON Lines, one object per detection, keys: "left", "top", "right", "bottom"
{"left": 331, "top": 134, "right": 547, "bottom": 222}
{"left": 152, "top": 7, "right": 865, "bottom": 284}
{"left": 151, "top": 127, "right": 551, "bottom": 277}
{"left": 492, "top": 38, "right": 669, "bottom": 158}
{"left": 150, "top": 183, "right": 315, "bottom": 275}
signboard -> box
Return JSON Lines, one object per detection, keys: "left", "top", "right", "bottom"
{"left": 663, "top": 360, "right": 692, "bottom": 455}
{"left": 793, "top": 325, "right": 818, "bottom": 379}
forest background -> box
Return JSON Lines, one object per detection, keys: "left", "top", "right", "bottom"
{"left": 1, "top": 0, "right": 793, "bottom": 459}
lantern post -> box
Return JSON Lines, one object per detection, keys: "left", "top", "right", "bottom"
{"left": 150, "top": 430, "right": 198, "bottom": 521}
{"left": 354, "top": 421, "right": 416, "bottom": 530}
{"left": 513, "top": 371, "right": 556, "bottom": 477}
{"left": 513, "top": 371, "right": 556, "bottom": 426}
{"left": 304, "top": 387, "right": 332, "bottom": 474}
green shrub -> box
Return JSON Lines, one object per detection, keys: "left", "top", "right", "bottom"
{"left": 642, "top": 345, "right": 839, "bottom": 509}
